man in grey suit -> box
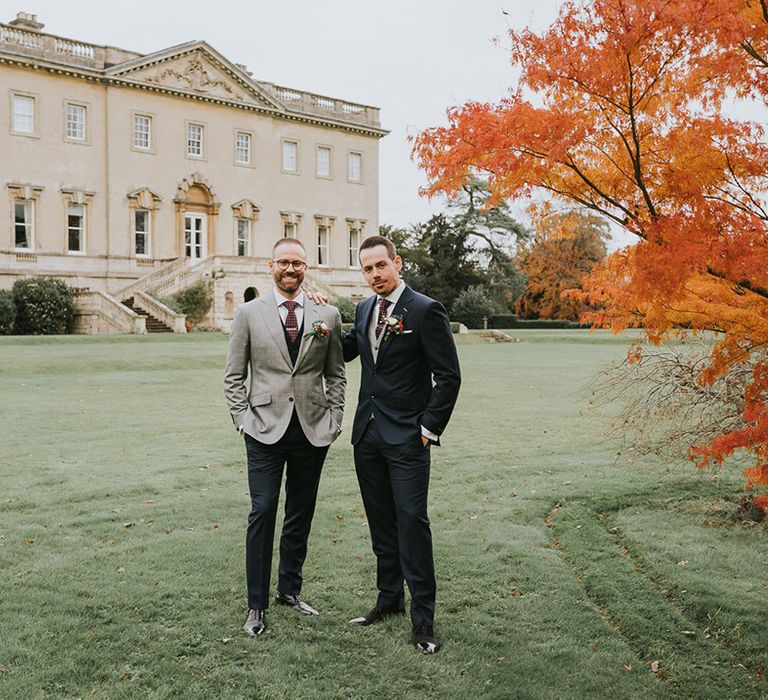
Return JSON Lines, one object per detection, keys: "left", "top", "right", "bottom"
{"left": 224, "top": 237, "right": 346, "bottom": 637}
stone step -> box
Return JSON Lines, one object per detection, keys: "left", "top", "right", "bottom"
{"left": 123, "top": 297, "right": 174, "bottom": 333}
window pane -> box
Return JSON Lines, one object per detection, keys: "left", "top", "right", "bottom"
{"left": 187, "top": 124, "right": 203, "bottom": 156}
{"left": 236, "top": 132, "right": 251, "bottom": 163}
{"left": 349, "top": 228, "right": 360, "bottom": 266}
{"left": 348, "top": 152, "right": 361, "bottom": 181}
{"left": 282, "top": 141, "right": 297, "bottom": 171}
{"left": 133, "top": 115, "right": 151, "bottom": 149}
{"left": 317, "top": 225, "right": 328, "bottom": 265}
{"left": 237, "top": 218, "right": 250, "bottom": 256}
{"left": 317, "top": 147, "right": 330, "bottom": 177}
{"left": 284, "top": 222, "right": 296, "bottom": 238}
{"left": 14, "top": 201, "right": 31, "bottom": 248}
{"left": 12, "top": 95, "right": 34, "bottom": 133}
{"left": 66, "top": 104, "right": 85, "bottom": 140}
{"left": 68, "top": 204, "right": 84, "bottom": 252}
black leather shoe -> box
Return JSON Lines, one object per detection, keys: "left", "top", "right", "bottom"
{"left": 275, "top": 592, "right": 319, "bottom": 616}
{"left": 243, "top": 608, "right": 266, "bottom": 636}
{"left": 412, "top": 625, "right": 440, "bottom": 653}
{"left": 349, "top": 606, "right": 405, "bottom": 625}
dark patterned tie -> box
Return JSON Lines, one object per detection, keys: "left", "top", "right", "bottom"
{"left": 284, "top": 300, "right": 299, "bottom": 342}
{"left": 375, "top": 297, "right": 390, "bottom": 338}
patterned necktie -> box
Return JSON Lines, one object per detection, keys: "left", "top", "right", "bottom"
{"left": 284, "top": 300, "right": 299, "bottom": 342}
{"left": 375, "top": 297, "right": 390, "bottom": 338}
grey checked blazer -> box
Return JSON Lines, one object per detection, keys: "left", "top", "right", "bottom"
{"left": 224, "top": 293, "right": 346, "bottom": 447}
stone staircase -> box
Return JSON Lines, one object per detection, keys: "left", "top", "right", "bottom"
{"left": 122, "top": 296, "right": 174, "bottom": 333}
{"left": 478, "top": 330, "right": 516, "bottom": 343}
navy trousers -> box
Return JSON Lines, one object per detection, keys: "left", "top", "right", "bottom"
{"left": 354, "top": 420, "right": 435, "bottom": 627}
{"left": 244, "top": 413, "right": 328, "bottom": 610}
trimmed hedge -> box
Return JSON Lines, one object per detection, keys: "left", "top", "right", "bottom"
{"left": 492, "top": 317, "right": 586, "bottom": 329}
{"left": 12, "top": 276, "right": 74, "bottom": 334}
{"left": 0, "top": 289, "right": 14, "bottom": 334}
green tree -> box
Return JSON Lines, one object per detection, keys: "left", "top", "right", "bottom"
{"left": 0, "top": 289, "right": 15, "bottom": 335}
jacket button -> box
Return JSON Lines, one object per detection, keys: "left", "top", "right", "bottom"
{"left": 288, "top": 397, "right": 294, "bottom": 402}
{"left": 371, "top": 395, "right": 375, "bottom": 400}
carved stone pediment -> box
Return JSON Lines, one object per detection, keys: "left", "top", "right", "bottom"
{"left": 115, "top": 49, "right": 276, "bottom": 108}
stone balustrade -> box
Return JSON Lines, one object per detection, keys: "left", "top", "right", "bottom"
{"left": 72, "top": 290, "right": 146, "bottom": 334}
{"left": 0, "top": 23, "right": 104, "bottom": 67}
{"left": 132, "top": 291, "right": 186, "bottom": 332}
{"left": 265, "top": 83, "right": 381, "bottom": 128}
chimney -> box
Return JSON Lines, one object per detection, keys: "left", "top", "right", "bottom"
{"left": 8, "top": 11, "right": 45, "bottom": 32}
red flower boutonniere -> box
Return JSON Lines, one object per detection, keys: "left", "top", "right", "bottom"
{"left": 305, "top": 320, "right": 329, "bottom": 340}
{"left": 382, "top": 314, "right": 405, "bottom": 341}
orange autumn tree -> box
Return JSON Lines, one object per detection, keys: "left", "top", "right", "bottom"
{"left": 516, "top": 211, "right": 609, "bottom": 321}
{"left": 413, "top": 0, "right": 768, "bottom": 507}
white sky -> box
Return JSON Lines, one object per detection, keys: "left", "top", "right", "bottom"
{"left": 14, "top": 1, "right": 629, "bottom": 242}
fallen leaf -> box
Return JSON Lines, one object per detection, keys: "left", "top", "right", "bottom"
{"left": 212, "top": 524, "right": 220, "bottom": 529}
{"left": 608, "top": 526, "right": 620, "bottom": 534}
{"left": 221, "top": 637, "right": 232, "bottom": 644}
{"left": 24, "top": 539, "right": 35, "bottom": 545}
{"left": 143, "top": 499, "right": 155, "bottom": 505}
{"left": 336, "top": 515, "right": 344, "bottom": 521}
{"left": 511, "top": 589, "right": 522, "bottom": 597}
{"left": 358, "top": 512, "right": 366, "bottom": 519}
{"left": 106, "top": 539, "right": 115, "bottom": 545}
{"left": 624, "top": 663, "right": 632, "bottom": 672}
{"left": 122, "top": 522, "right": 135, "bottom": 528}
{"left": 650, "top": 660, "right": 660, "bottom": 674}
{"left": 681, "top": 630, "right": 696, "bottom": 637}
{"left": 470, "top": 515, "right": 478, "bottom": 521}
{"left": 116, "top": 566, "right": 126, "bottom": 573}
{"left": 677, "top": 560, "right": 689, "bottom": 566}
{"left": 355, "top": 555, "right": 363, "bottom": 561}
{"left": 121, "top": 672, "right": 132, "bottom": 681}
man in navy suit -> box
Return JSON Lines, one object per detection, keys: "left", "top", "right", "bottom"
{"left": 343, "top": 235, "right": 461, "bottom": 653}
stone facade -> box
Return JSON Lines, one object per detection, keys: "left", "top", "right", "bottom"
{"left": 0, "top": 12, "right": 386, "bottom": 329}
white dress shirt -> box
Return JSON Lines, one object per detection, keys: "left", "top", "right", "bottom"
{"left": 273, "top": 288, "right": 305, "bottom": 330}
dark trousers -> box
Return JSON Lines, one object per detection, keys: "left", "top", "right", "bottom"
{"left": 244, "top": 413, "right": 329, "bottom": 610}
{"left": 354, "top": 419, "right": 435, "bottom": 627}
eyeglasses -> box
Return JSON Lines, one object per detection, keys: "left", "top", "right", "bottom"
{"left": 274, "top": 259, "right": 307, "bottom": 271}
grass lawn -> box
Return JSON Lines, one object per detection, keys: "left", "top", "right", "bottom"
{"left": 0, "top": 330, "right": 766, "bottom": 699}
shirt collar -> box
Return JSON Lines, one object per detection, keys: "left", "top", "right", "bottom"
{"left": 380, "top": 280, "right": 405, "bottom": 306}
{"left": 274, "top": 288, "right": 304, "bottom": 307}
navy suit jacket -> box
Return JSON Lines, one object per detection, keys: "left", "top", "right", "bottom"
{"left": 343, "top": 284, "right": 461, "bottom": 446}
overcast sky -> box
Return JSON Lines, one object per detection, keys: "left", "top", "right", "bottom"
{"left": 14, "top": 1, "right": 616, "bottom": 239}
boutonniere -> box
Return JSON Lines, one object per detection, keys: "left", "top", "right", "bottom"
{"left": 304, "top": 320, "right": 329, "bottom": 340}
{"left": 382, "top": 314, "right": 405, "bottom": 341}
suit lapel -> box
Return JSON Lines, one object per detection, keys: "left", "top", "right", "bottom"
{"left": 257, "top": 294, "right": 293, "bottom": 370}
{"left": 293, "top": 301, "right": 318, "bottom": 372}
{"left": 359, "top": 295, "right": 377, "bottom": 366}
{"left": 375, "top": 285, "right": 414, "bottom": 367}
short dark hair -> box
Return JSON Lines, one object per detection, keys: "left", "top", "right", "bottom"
{"left": 243, "top": 286, "right": 257, "bottom": 302}
{"left": 272, "top": 237, "right": 306, "bottom": 257}
{"left": 359, "top": 235, "right": 397, "bottom": 261}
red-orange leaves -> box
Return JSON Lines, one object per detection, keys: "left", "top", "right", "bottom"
{"left": 415, "top": 0, "right": 768, "bottom": 509}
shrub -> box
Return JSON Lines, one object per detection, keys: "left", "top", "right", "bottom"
{"left": 12, "top": 276, "right": 74, "bottom": 334}
{"left": 451, "top": 286, "right": 498, "bottom": 329}
{"left": 174, "top": 282, "right": 212, "bottom": 325}
{"left": 148, "top": 292, "right": 182, "bottom": 314}
{"left": 333, "top": 296, "right": 357, "bottom": 323}
{"left": 0, "top": 290, "right": 15, "bottom": 335}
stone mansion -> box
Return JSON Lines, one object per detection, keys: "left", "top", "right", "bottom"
{"left": 0, "top": 12, "right": 387, "bottom": 332}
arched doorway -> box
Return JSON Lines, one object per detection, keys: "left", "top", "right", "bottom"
{"left": 174, "top": 173, "right": 220, "bottom": 261}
